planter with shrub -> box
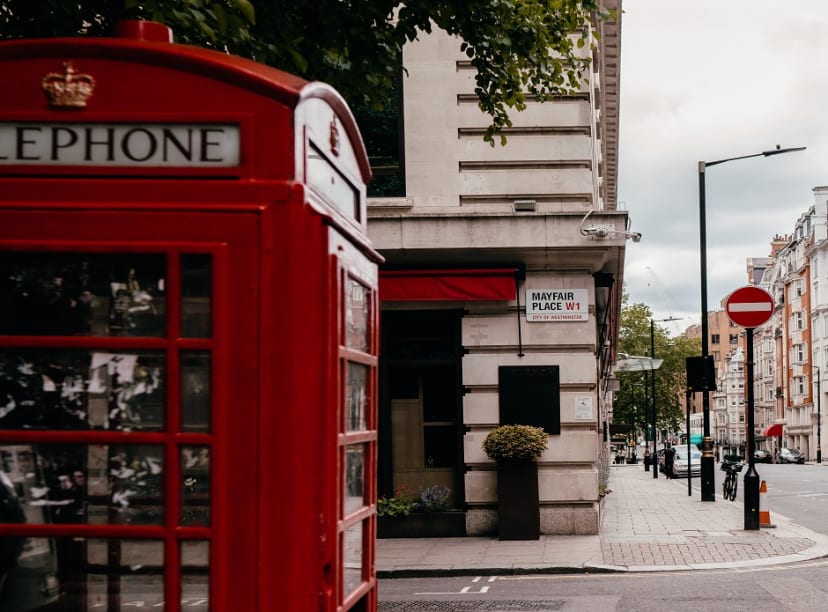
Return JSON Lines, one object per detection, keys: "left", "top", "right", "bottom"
{"left": 482, "top": 424, "right": 548, "bottom": 540}
{"left": 376, "top": 484, "right": 466, "bottom": 538}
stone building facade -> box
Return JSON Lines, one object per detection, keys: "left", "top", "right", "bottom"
{"left": 367, "top": 2, "right": 625, "bottom": 535}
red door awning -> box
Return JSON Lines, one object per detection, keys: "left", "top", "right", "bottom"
{"left": 379, "top": 268, "right": 517, "bottom": 302}
{"left": 763, "top": 423, "right": 784, "bottom": 438}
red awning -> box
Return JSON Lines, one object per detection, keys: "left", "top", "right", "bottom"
{"left": 763, "top": 423, "right": 784, "bottom": 438}
{"left": 379, "top": 269, "right": 516, "bottom": 302}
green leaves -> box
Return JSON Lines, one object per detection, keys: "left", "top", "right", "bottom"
{"left": 1, "top": 0, "right": 608, "bottom": 146}
{"left": 482, "top": 424, "right": 548, "bottom": 462}
{"left": 616, "top": 297, "right": 702, "bottom": 436}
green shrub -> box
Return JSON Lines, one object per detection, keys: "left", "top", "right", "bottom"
{"left": 482, "top": 424, "right": 548, "bottom": 462}
{"left": 377, "top": 484, "right": 416, "bottom": 517}
{"left": 377, "top": 483, "right": 454, "bottom": 516}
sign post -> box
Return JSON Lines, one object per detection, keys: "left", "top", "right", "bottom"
{"left": 725, "top": 285, "right": 774, "bottom": 530}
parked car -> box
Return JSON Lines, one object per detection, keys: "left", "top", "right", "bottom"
{"left": 779, "top": 447, "right": 805, "bottom": 464}
{"left": 671, "top": 445, "right": 702, "bottom": 478}
{"left": 754, "top": 449, "right": 773, "bottom": 463}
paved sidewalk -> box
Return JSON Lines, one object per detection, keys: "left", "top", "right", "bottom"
{"left": 376, "top": 463, "right": 828, "bottom": 577}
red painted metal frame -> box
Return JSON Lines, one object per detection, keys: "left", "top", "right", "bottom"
{"left": 328, "top": 229, "right": 380, "bottom": 611}
{"left": 0, "top": 209, "right": 260, "bottom": 611}
{"left": 1, "top": 26, "right": 381, "bottom": 611}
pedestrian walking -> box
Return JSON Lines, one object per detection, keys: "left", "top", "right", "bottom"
{"left": 663, "top": 443, "right": 676, "bottom": 479}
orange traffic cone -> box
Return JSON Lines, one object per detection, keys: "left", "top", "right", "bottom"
{"left": 759, "top": 480, "right": 776, "bottom": 528}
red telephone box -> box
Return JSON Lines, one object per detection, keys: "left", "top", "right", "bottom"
{"left": 0, "top": 21, "right": 381, "bottom": 611}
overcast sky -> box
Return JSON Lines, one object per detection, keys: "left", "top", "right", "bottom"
{"left": 618, "top": 0, "right": 828, "bottom": 335}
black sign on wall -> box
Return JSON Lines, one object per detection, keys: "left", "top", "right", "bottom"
{"left": 498, "top": 365, "right": 561, "bottom": 434}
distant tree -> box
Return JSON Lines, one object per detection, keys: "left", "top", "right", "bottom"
{"left": 0, "top": 0, "right": 612, "bottom": 145}
{"left": 614, "top": 297, "right": 701, "bottom": 442}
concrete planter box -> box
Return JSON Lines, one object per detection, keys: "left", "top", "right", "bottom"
{"left": 377, "top": 511, "right": 467, "bottom": 538}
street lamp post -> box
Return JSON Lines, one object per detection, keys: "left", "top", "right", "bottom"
{"left": 698, "top": 145, "right": 806, "bottom": 501}
{"left": 812, "top": 366, "right": 821, "bottom": 464}
{"left": 818, "top": 369, "right": 822, "bottom": 464}
{"left": 650, "top": 316, "right": 682, "bottom": 479}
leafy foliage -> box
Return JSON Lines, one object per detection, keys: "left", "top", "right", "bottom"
{"left": 377, "top": 483, "right": 452, "bottom": 516}
{"left": 614, "top": 295, "right": 701, "bottom": 439}
{"left": 482, "top": 424, "right": 548, "bottom": 462}
{"left": 0, "top": 0, "right": 612, "bottom": 145}
{"left": 377, "top": 485, "right": 416, "bottom": 517}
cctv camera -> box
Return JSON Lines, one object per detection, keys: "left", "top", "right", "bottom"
{"left": 629, "top": 232, "right": 642, "bottom": 243}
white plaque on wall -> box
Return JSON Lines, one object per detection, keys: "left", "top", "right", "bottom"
{"left": 574, "top": 396, "right": 593, "bottom": 420}
{"left": 525, "top": 289, "right": 588, "bottom": 321}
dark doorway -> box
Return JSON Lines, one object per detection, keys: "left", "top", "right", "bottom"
{"left": 378, "top": 310, "right": 464, "bottom": 508}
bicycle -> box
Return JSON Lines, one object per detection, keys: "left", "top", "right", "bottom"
{"left": 721, "top": 461, "right": 743, "bottom": 501}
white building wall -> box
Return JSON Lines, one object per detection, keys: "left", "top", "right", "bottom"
{"left": 401, "top": 27, "right": 600, "bottom": 212}
{"left": 808, "top": 187, "right": 828, "bottom": 460}
{"left": 369, "top": 7, "right": 622, "bottom": 536}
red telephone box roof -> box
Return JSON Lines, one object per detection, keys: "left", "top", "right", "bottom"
{"left": 0, "top": 23, "right": 372, "bottom": 185}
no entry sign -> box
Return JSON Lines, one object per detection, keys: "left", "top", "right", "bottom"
{"left": 725, "top": 285, "right": 774, "bottom": 328}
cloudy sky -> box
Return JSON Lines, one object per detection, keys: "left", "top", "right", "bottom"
{"left": 618, "top": 0, "right": 828, "bottom": 335}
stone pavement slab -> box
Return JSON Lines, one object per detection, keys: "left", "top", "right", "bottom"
{"left": 376, "top": 463, "right": 828, "bottom": 577}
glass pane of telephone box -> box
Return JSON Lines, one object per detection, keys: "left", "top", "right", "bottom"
{"left": 182, "top": 540, "right": 210, "bottom": 610}
{"left": 181, "top": 254, "right": 212, "bottom": 338}
{"left": 343, "top": 444, "right": 364, "bottom": 516}
{"left": 0, "top": 349, "right": 164, "bottom": 431}
{"left": 0, "top": 443, "right": 164, "bottom": 526}
{"left": 345, "top": 362, "right": 368, "bottom": 432}
{"left": 0, "top": 539, "right": 211, "bottom": 610}
{"left": 181, "top": 445, "right": 211, "bottom": 526}
{"left": 342, "top": 521, "right": 364, "bottom": 600}
{"left": 345, "top": 277, "right": 370, "bottom": 352}
{"left": 0, "top": 252, "right": 166, "bottom": 336}
{"left": 181, "top": 352, "right": 211, "bottom": 432}
{"left": 0, "top": 537, "right": 167, "bottom": 611}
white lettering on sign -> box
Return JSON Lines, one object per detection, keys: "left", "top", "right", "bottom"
{"left": 0, "top": 123, "right": 240, "bottom": 167}
{"left": 525, "top": 289, "right": 589, "bottom": 322}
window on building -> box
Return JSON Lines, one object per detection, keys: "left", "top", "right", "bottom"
{"left": 793, "top": 311, "right": 804, "bottom": 330}
{"left": 711, "top": 334, "right": 720, "bottom": 344}
{"left": 729, "top": 334, "right": 738, "bottom": 344}
{"left": 352, "top": 63, "right": 405, "bottom": 198}
{"left": 793, "top": 376, "right": 806, "bottom": 396}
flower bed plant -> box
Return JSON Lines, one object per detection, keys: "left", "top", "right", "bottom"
{"left": 377, "top": 483, "right": 452, "bottom": 517}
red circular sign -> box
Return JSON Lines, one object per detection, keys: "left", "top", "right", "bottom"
{"left": 725, "top": 285, "right": 774, "bottom": 328}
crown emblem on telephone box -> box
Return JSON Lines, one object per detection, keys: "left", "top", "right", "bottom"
{"left": 41, "top": 62, "right": 96, "bottom": 108}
